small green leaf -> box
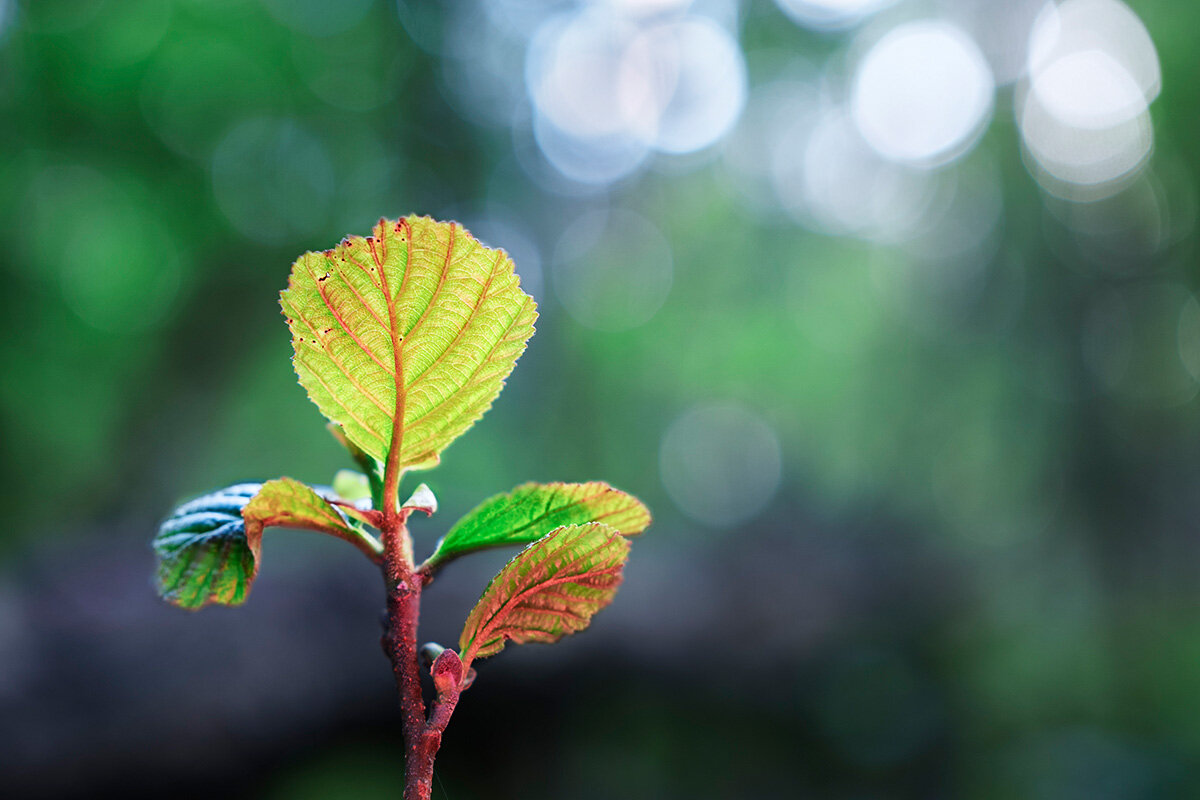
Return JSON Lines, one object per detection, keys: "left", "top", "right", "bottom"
{"left": 242, "top": 477, "right": 382, "bottom": 560}
{"left": 424, "top": 482, "right": 649, "bottom": 570}
{"left": 154, "top": 479, "right": 382, "bottom": 610}
{"left": 153, "top": 483, "right": 260, "bottom": 609}
{"left": 282, "top": 217, "right": 537, "bottom": 476}
{"left": 332, "top": 469, "right": 372, "bottom": 503}
{"left": 458, "top": 523, "right": 630, "bottom": 667}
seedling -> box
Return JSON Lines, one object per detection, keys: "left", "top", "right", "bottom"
{"left": 152, "top": 216, "right": 651, "bottom": 799}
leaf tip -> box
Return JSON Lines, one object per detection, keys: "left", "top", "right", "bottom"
{"left": 402, "top": 483, "right": 438, "bottom": 517}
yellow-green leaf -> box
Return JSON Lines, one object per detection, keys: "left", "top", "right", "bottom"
{"left": 459, "top": 523, "right": 630, "bottom": 668}
{"left": 424, "top": 482, "right": 649, "bottom": 570}
{"left": 242, "top": 477, "right": 382, "bottom": 561}
{"left": 332, "top": 469, "right": 372, "bottom": 504}
{"left": 281, "top": 216, "right": 537, "bottom": 476}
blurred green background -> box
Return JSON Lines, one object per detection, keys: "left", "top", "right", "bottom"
{"left": 4, "top": 0, "right": 1200, "bottom": 797}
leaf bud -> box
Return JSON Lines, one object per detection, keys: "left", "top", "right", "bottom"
{"left": 431, "top": 648, "right": 464, "bottom": 695}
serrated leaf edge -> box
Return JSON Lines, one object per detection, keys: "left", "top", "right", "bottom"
{"left": 423, "top": 481, "right": 650, "bottom": 570}
{"left": 458, "top": 522, "right": 630, "bottom": 669}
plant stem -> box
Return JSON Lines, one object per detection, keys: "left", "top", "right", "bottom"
{"left": 382, "top": 518, "right": 459, "bottom": 800}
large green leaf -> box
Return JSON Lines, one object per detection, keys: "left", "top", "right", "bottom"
{"left": 281, "top": 216, "right": 537, "bottom": 475}
{"left": 458, "top": 523, "right": 630, "bottom": 667}
{"left": 153, "top": 478, "right": 378, "bottom": 609}
{"left": 424, "top": 482, "right": 650, "bottom": 570}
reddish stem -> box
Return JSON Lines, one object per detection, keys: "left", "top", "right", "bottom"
{"left": 381, "top": 516, "right": 460, "bottom": 800}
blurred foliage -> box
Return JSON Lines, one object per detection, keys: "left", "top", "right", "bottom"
{"left": 5, "top": 0, "right": 1200, "bottom": 798}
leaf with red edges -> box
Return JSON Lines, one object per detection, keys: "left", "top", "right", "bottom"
{"left": 152, "top": 478, "right": 381, "bottom": 610}
{"left": 280, "top": 216, "right": 537, "bottom": 474}
{"left": 424, "top": 482, "right": 649, "bottom": 570}
{"left": 458, "top": 523, "right": 630, "bottom": 667}
{"left": 242, "top": 477, "right": 382, "bottom": 562}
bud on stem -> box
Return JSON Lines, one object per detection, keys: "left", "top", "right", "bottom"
{"left": 430, "top": 648, "right": 463, "bottom": 696}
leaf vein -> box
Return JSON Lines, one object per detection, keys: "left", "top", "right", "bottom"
{"left": 304, "top": 255, "right": 395, "bottom": 377}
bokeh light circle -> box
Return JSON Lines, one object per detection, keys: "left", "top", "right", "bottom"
{"left": 774, "top": 0, "right": 900, "bottom": 32}
{"left": 210, "top": 118, "right": 335, "bottom": 244}
{"left": 552, "top": 208, "right": 673, "bottom": 331}
{"left": 464, "top": 216, "right": 545, "bottom": 302}
{"left": 260, "top": 0, "right": 375, "bottom": 37}
{"left": 659, "top": 402, "right": 783, "bottom": 528}
{"left": 1028, "top": 0, "right": 1160, "bottom": 103}
{"left": 621, "top": 17, "right": 747, "bottom": 154}
{"left": 26, "top": 165, "right": 183, "bottom": 333}
{"left": 526, "top": 10, "right": 651, "bottom": 142}
{"left": 1019, "top": 0, "right": 1160, "bottom": 198}
{"left": 140, "top": 38, "right": 282, "bottom": 160}
{"left": 1082, "top": 283, "right": 1200, "bottom": 407}
{"left": 851, "top": 21, "right": 995, "bottom": 166}
{"left": 1019, "top": 85, "right": 1152, "bottom": 197}
{"left": 524, "top": 8, "right": 746, "bottom": 184}
{"left": 1031, "top": 49, "right": 1146, "bottom": 129}
{"left": 775, "top": 108, "right": 936, "bottom": 241}
{"left": 531, "top": 111, "right": 652, "bottom": 187}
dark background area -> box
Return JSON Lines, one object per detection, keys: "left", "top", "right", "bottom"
{"left": 4, "top": 0, "right": 1200, "bottom": 797}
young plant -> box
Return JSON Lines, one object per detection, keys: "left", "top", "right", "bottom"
{"left": 152, "top": 216, "right": 651, "bottom": 799}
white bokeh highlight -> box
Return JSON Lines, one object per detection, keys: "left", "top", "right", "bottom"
{"left": 774, "top": 0, "right": 900, "bottom": 32}
{"left": 1032, "top": 49, "right": 1146, "bottom": 129}
{"left": 946, "top": 0, "right": 1051, "bottom": 86}
{"left": 774, "top": 108, "right": 937, "bottom": 242}
{"left": 524, "top": 7, "right": 746, "bottom": 186}
{"left": 851, "top": 21, "right": 995, "bottom": 166}
{"left": 1019, "top": 0, "right": 1160, "bottom": 199}
{"left": 532, "top": 111, "right": 652, "bottom": 186}
{"left": 622, "top": 17, "right": 747, "bottom": 154}
{"left": 1028, "top": 0, "right": 1160, "bottom": 101}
